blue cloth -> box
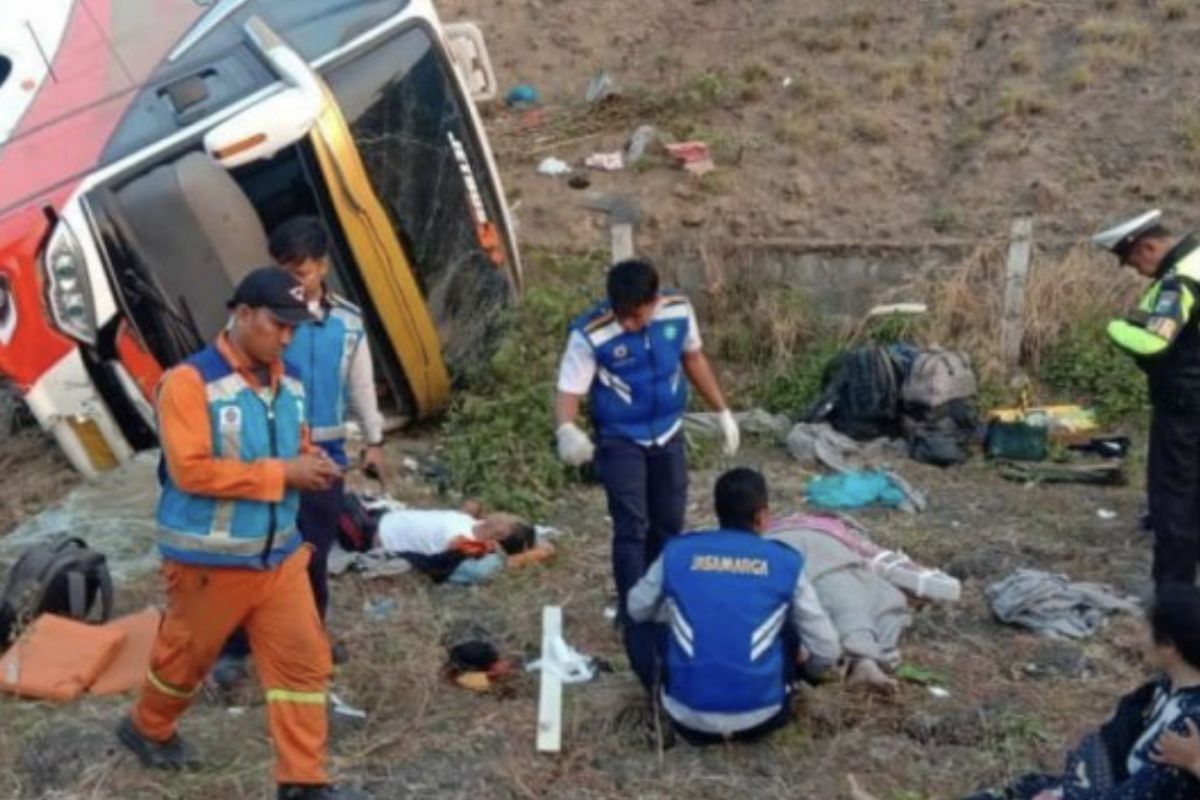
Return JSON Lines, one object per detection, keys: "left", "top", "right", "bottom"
{"left": 285, "top": 299, "right": 365, "bottom": 467}
{"left": 447, "top": 552, "right": 507, "bottom": 585}
{"left": 660, "top": 529, "right": 803, "bottom": 717}
{"left": 805, "top": 470, "right": 908, "bottom": 510}
{"left": 595, "top": 435, "right": 688, "bottom": 613}
{"left": 156, "top": 344, "right": 304, "bottom": 569}
{"left": 570, "top": 293, "right": 692, "bottom": 443}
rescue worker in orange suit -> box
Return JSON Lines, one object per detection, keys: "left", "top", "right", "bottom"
{"left": 116, "top": 268, "right": 371, "bottom": 800}
{"left": 1094, "top": 210, "right": 1200, "bottom": 588}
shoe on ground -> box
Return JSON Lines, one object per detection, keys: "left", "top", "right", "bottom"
{"left": 278, "top": 784, "right": 373, "bottom": 800}
{"left": 116, "top": 716, "right": 200, "bottom": 771}
{"left": 211, "top": 654, "right": 249, "bottom": 692}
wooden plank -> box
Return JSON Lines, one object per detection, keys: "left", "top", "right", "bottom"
{"left": 1001, "top": 217, "right": 1034, "bottom": 370}
{"left": 536, "top": 605, "right": 564, "bottom": 753}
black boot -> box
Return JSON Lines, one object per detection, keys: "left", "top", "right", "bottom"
{"left": 116, "top": 716, "right": 200, "bottom": 771}
{"left": 277, "top": 784, "right": 373, "bottom": 800}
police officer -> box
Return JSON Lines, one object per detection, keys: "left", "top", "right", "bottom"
{"left": 1094, "top": 210, "right": 1200, "bottom": 586}
{"left": 625, "top": 468, "right": 841, "bottom": 743}
{"left": 554, "top": 259, "right": 739, "bottom": 615}
{"left": 117, "top": 268, "right": 368, "bottom": 800}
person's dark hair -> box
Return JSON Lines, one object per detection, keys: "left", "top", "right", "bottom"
{"left": 714, "top": 468, "right": 769, "bottom": 532}
{"left": 269, "top": 216, "right": 329, "bottom": 266}
{"left": 1140, "top": 224, "right": 1173, "bottom": 241}
{"left": 1151, "top": 583, "right": 1200, "bottom": 670}
{"left": 607, "top": 260, "right": 659, "bottom": 318}
{"left": 499, "top": 523, "right": 537, "bottom": 556}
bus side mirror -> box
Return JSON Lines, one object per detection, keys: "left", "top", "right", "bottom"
{"left": 203, "top": 87, "right": 320, "bottom": 169}
{"left": 444, "top": 22, "right": 498, "bottom": 103}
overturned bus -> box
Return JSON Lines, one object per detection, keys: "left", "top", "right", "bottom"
{"left": 0, "top": 0, "right": 521, "bottom": 476}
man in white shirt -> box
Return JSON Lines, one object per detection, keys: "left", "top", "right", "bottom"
{"left": 554, "top": 259, "right": 738, "bottom": 620}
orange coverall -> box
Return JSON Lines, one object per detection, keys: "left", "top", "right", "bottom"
{"left": 130, "top": 334, "right": 332, "bottom": 785}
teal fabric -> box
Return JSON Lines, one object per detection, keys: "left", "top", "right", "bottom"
{"left": 805, "top": 470, "right": 907, "bottom": 510}
{"left": 447, "top": 552, "right": 507, "bottom": 585}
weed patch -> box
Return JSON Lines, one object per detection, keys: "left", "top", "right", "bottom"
{"left": 441, "top": 252, "right": 604, "bottom": 517}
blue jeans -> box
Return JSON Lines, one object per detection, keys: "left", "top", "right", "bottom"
{"left": 595, "top": 434, "right": 688, "bottom": 615}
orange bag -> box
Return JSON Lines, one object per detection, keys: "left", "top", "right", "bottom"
{"left": 90, "top": 608, "right": 162, "bottom": 696}
{"left": 0, "top": 614, "right": 125, "bottom": 701}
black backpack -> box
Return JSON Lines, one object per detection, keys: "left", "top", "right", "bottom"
{"left": 0, "top": 536, "right": 114, "bottom": 646}
{"left": 807, "top": 346, "right": 903, "bottom": 441}
{"left": 336, "top": 493, "right": 384, "bottom": 553}
{"left": 903, "top": 398, "right": 979, "bottom": 467}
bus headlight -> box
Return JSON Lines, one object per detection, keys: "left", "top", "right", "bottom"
{"left": 41, "top": 219, "right": 97, "bottom": 345}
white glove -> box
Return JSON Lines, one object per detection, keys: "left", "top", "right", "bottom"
{"left": 556, "top": 422, "right": 595, "bottom": 466}
{"left": 718, "top": 409, "right": 740, "bottom": 456}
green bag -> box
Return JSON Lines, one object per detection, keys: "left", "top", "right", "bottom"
{"left": 985, "top": 420, "right": 1048, "bottom": 462}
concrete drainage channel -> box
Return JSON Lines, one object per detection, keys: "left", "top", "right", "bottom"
{"left": 651, "top": 230, "right": 1082, "bottom": 321}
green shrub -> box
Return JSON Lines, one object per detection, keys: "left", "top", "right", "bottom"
{"left": 441, "top": 253, "right": 603, "bottom": 517}
{"left": 752, "top": 337, "right": 845, "bottom": 418}
{"left": 1038, "top": 316, "right": 1149, "bottom": 424}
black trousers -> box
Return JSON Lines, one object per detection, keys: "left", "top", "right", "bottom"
{"left": 1148, "top": 405, "right": 1200, "bottom": 585}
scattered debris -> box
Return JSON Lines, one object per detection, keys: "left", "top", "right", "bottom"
{"left": 585, "top": 69, "right": 619, "bottom": 104}
{"left": 987, "top": 568, "right": 1141, "bottom": 640}
{"left": 537, "top": 157, "right": 571, "bottom": 177}
{"left": 782, "top": 76, "right": 794, "bottom": 89}
{"left": 1097, "top": 509, "right": 1117, "bottom": 521}
{"left": 997, "top": 459, "right": 1125, "bottom": 486}
{"left": 666, "top": 141, "right": 715, "bottom": 176}
{"left": 328, "top": 547, "right": 413, "bottom": 579}
{"left": 504, "top": 83, "right": 540, "bottom": 108}
{"left": 625, "top": 124, "right": 661, "bottom": 165}
{"left": 584, "top": 151, "right": 624, "bottom": 171}
{"left": 567, "top": 172, "right": 592, "bottom": 189}
{"left": 928, "top": 686, "right": 952, "bottom": 699}
{"left": 866, "top": 302, "right": 928, "bottom": 319}
{"left": 445, "top": 640, "right": 516, "bottom": 693}
{"left": 895, "top": 663, "right": 948, "bottom": 687}
{"left": 362, "top": 596, "right": 399, "bottom": 622}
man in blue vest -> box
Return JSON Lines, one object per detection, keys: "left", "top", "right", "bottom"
{"left": 555, "top": 259, "right": 739, "bottom": 617}
{"left": 117, "top": 268, "right": 369, "bottom": 799}
{"left": 216, "top": 218, "right": 386, "bottom": 685}
{"left": 626, "top": 468, "right": 841, "bottom": 743}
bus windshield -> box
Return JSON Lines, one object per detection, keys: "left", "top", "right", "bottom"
{"left": 323, "top": 25, "right": 514, "bottom": 381}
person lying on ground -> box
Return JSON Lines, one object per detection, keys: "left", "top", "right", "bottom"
{"left": 372, "top": 503, "right": 536, "bottom": 557}
{"left": 768, "top": 519, "right": 910, "bottom": 693}
{"left": 623, "top": 467, "right": 842, "bottom": 745}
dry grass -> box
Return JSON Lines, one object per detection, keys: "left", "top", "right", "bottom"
{"left": 0, "top": 432, "right": 77, "bottom": 537}
{"left": 1175, "top": 106, "right": 1200, "bottom": 162}
{"left": 1078, "top": 17, "right": 1152, "bottom": 54}
{"left": 1163, "top": 0, "right": 1188, "bottom": 20}
{"left": 890, "top": 245, "right": 1142, "bottom": 382}
{"left": 999, "top": 83, "right": 1049, "bottom": 119}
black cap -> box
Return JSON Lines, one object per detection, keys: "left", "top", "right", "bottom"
{"left": 227, "top": 267, "right": 313, "bottom": 325}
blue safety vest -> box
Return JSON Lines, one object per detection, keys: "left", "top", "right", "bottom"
{"left": 156, "top": 344, "right": 305, "bottom": 569}
{"left": 570, "top": 293, "right": 692, "bottom": 442}
{"left": 286, "top": 295, "right": 366, "bottom": 466}
{"left": 661, "top": 529, "right": 803, "bottom": 719}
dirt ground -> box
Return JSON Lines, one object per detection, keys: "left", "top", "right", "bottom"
{"left": 0, "top": 429, "right": 1153, "bottom": 800}
{"left": 446, "top": 0, "right": 1200, "bottom": 253}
